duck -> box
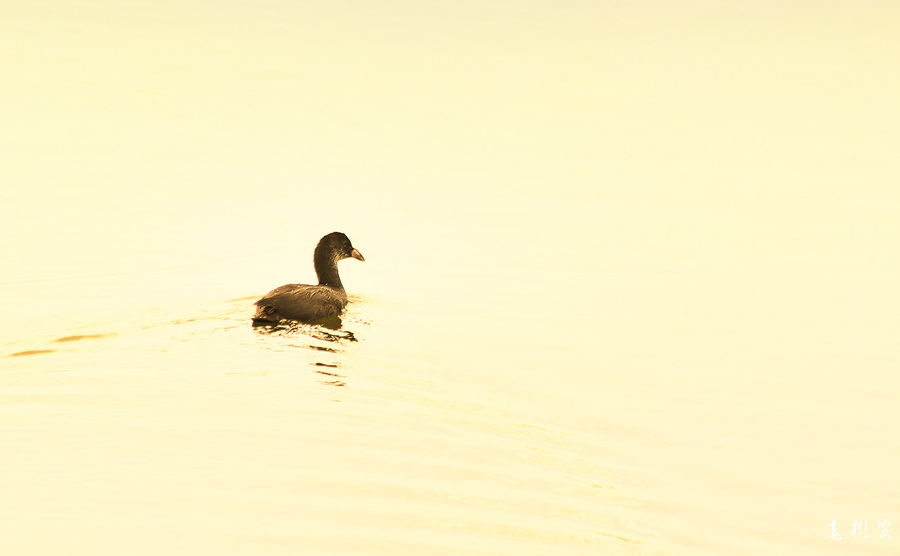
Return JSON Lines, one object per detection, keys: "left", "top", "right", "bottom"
{"left": 253, "top": 232, "right": 365, "bottom": 325}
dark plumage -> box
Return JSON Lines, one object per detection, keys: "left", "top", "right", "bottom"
{"left": 253, "top": 232, "right": 365, "bottom": 325}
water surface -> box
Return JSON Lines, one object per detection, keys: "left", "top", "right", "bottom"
{"left": 2, "top": 1, "right": 899, "bottom": 554}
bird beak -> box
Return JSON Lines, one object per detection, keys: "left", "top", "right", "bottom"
{"left": 351, "top": 248, "right": 365, "bottom": 262}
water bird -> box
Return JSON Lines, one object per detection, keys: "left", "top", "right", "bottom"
{"left": 253, "top": 232, "right": 365, "bottom": 325}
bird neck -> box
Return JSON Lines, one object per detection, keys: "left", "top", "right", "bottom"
{"left": 314, "top": 253, "right": 344, "bottom": 290}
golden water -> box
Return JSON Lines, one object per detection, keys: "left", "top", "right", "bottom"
{"left": 2, "top": 1, "right": 899, "bottom": 554}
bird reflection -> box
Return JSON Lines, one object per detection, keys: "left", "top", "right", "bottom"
{"left": 251, "top": 319, "right": 356, "bottom": 342}
{"left": 252, "top": 320, "right": 356, "bottom": 387}
{"left": 313, "top": 365, "right": 347, "bottom": 387}
{"left": 252, "top": 314, "right": 344, "bottom": 331}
